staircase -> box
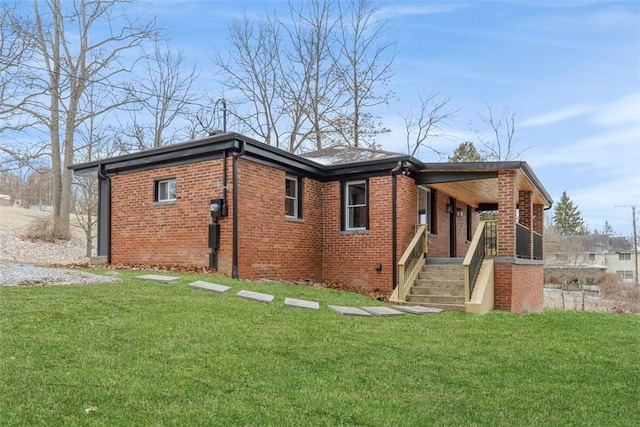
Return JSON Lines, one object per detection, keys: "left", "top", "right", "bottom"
{"left": 405, "top": 261, "right": 466, "bottom": 312}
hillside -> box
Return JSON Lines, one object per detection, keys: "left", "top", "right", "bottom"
{"left": 0, "top": 206, "right": 89, "bottom": 265}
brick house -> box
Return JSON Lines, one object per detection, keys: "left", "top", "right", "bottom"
{"left": 71, "top": 132, "right": 552, "bottom": 313}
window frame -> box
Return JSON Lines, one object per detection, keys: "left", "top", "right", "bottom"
{"left": 619, "top": 253, "right": 631, "bottom": 261}
{"left": 285, "top": 175, "right": 302, "bottom": 219}
{"left": 155, "top": 178, "right": 176, "bottom": 203}
{"left": 343, "top": 180, "right": 369, "bottom": 231}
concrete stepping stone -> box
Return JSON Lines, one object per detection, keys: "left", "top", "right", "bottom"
{"left": 237, "top": 290, "right": 274, "bottom": 303}
{"left": 136, "top": 274, "right": 181, "bottom": 284}
{"left": 188, "top": 280, "right": 231, "bottom": 294}
{"left": 361, "top": 306, "right": 405, "bottom": 317}
{"left": 327, "top": 305, "right": 372, "bottom": 316}
{"left": 284, "top": 297, "right": 320, "bottom": 310}
{"left": 393, "top": 305, "right": 443, "bottom": 315}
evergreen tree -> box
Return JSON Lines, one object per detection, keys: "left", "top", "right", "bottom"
{"left": 601, "top": 220, "right": 615, "bottom": 236}
{"left": 448, "top": 141, "right": 485, "bottom": 162}
{"left": 553, "top": 191, "right": 587, "bottom": 235}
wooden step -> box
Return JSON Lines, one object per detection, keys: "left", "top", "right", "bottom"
{"left": 406, "top": 294, "right": 465, "bottom": 305}
{"left": 410, "top": 285, "right": 464, "bottom": 297}
{"left": 404, "top": 300, "right": 465, "bottom": 312}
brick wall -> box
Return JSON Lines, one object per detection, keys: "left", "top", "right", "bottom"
{"left": 322, "top": 176, "right": 394, "bottom": 292}
{"left": 494, "top": 262, "right": 544, "bottom": 313}
{"left": 427, "top": 191, "right": 476, "bottom": 258}
{"left": 235, "top": 158, "right": 323, "bottom": 281}
{"left": 110, "top": 159, "right": 225, "bottom": 267}
{"left": 497, "top": 170, "right": 517, "bottom": 257}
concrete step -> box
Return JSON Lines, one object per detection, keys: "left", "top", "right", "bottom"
{"left": 410, "top": 286, "right": 464, "bottom": 297}
{"left": 406, "top": 294, "right": 465, "bottom": 305}
{"left": 404, "top": 300, "right": 465, "bottom": 312}
{"left": 417, "top": 271, "right": 464, "bottom": 280}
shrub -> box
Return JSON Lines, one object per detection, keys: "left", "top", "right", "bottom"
{"left": 23, "top": 217, "right": 70, "bottom": 242}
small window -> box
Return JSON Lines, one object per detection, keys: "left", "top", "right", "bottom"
{"left": 588, "top": 253, "right": 595, "bottom": 261}
{"left": 155, "top": 178, "right": 176, "bottom": 202}
{"left": 466, "top": 205, "right": 473, "bottom": 241}
{"left": 430, "top": 189, "right": 437, "bottom": 234}
{"left": 285, "top": 175, "right": 302, "bottom": 218}
{"left": 344, "top": 180, "right": 368, "bottom": 231}
{"left": 619, "top": 253, "right": 631, "bottom": 261}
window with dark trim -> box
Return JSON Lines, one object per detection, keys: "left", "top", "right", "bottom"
{"left": 619, "top": 253, "right": 631, "bottom": 261}
{"left": 285, "top": 175, "right": 302, "bottom": 218}
{"left": 343, "top": 180, "right": 368, "bottom": 231}
{"left": 155, "top": 178, "right": 176, "bottom": 202}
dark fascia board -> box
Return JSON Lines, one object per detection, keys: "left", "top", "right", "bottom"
{"left": 421, "top": 160, "right": 553, "bottom": 206}
{"left": 70, "top": 131, "right": 421, "bottom": 181}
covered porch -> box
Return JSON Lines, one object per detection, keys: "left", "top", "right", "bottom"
{"left": 393, "top": 161, "right": 553, "bottom": 314}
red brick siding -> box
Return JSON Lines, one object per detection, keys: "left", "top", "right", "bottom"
{"left": 533, "top": 204, "right": 545, "bottom": 257}
{"left": 322, "top": 176, "right": 395, "bottom": 292}
{"left": 498, "top": 170, "right": 517, "bottom": 257}
{"left": 519, "top": 190, "right": 533, "bottom": 259}
{"left": 235, "top": 158, "right": 323, "bottom": 281}
{"left": 494, "top": 262, "right": 544, "bottom": 313}
{"left": 110, "top": 159, "right": 225, "bottom": 267}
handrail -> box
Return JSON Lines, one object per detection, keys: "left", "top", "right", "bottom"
{"left": 397, "top": 224, "right": 428, "bottom": 302}
{"left": 463, "top": 221, "right": 495, "bottom": 302}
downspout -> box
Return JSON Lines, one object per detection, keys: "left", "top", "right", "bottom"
{"left": 232, "top": 140, "right": 246, "bottom": 279}
{"left": 222, "top": 149, "right": 228, "bottom": 216}
{"left": 97, "top": 164, "right": 111, "bottom": 264}
{"left": 390, "top": 161, "right": 403, "bottom": 290}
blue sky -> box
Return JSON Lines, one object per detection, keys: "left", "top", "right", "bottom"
{"left": 142, "top": 0, "right": 640, "bottom": 235}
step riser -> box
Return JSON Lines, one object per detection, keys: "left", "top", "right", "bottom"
{"left": 404, "top": 301, "right": 465, "bottom": 312}
{"left": 418, "top": 273, "right": 464, "bottom": 280}
{"left": 406, "top": 295, "right": 465, "bottom": 304}
{"left": 410, "top": 288, "right": 464, "bottom": 297}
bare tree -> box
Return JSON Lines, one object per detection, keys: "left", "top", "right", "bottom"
{"left": 332, "top": 0, "right": 395, "bottom": 148}
{"left": 212, "top": 13, "right": 285, "bottom": 148}
{"left": 283, "top": 0, "right": 341, "bottom": 152}
{"left": 0, "top": 0, "right": 156, "bottom": 239}
{"left": 403, "top": 91, "right": 456, "bottom": 158}
{"left": 126, "top": 40, "right": 199, "bottom": 150}
{"left": 475, "top": 105, "right": 528, "bottom": 161}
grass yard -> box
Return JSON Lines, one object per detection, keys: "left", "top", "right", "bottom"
{"left": 1, "top": 269, "right": 639, "bottom": 426}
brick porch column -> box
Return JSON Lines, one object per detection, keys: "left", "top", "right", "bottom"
{"left": 519, "top": 190, "right": 533, "bottom": 259}
{"left": 497, "top": 170, "right": 517, "bottom": 257}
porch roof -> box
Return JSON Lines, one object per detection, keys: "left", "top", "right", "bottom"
{"left": 418, "top": 162, "right": 553, "bottom": 209}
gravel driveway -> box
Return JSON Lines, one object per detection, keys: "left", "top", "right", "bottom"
{"left": 0, "top": 262, "right": 121, "bottom": 286}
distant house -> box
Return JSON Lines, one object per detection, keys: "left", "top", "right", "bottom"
{"left": 546, "top": 235, "right": 638, "bottom": 284}
{"left": 0, "top": 194, "right": 10, "bottom": 207}
{"left": 71, "top": 132, "right": 553, "bottom": 313}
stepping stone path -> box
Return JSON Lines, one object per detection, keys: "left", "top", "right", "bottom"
{"left": 328, "top": 305, "right": 372, "bottom": 316}
{"left": 284, "top": 297, "right": 320, "bottom": 310}
{"left": 394, "top": 305, "right": 443, "bottom": 315}
{"left": 188, "top": 280, "right": 231, "bottom": 294}
{"left": 184, "top": 279, "right": 445, "bottom": 317}
{"left": 237, "top": 289, "right": 274, "bottom": 303}
{"left": 361, "top": 306, "right": 405, "bottom": 317}
{"left": 136, "top": 274, "right": 181, "bottom": 284}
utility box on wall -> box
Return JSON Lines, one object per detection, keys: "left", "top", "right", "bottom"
{"left": 208, "top": 223, "right": 220, "bottom": 249}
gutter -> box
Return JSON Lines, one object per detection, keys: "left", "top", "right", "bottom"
{"left": 390, "top": 161, "right": 404, "bottom": 290}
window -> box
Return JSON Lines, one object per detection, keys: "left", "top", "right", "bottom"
{"left": 155, "top": 178, "right": 176, "bottom": 202}
{"left": 430, "top": 189, "right": 437, "bottom": 234}
{"left": 619, "top": 253, "right": 631, "bottom": 261}
{"left": 344, "top": 180, "right": 368, "bottom": 231}
{"left": 616, "top": 270, "right": 633, "bottom": 279}
{"left": 588, "top": 253, "right": 596, "bottom": 261}
{"left": 466, "top": 205, "right": 473, "bottom": 241}
{"left": 418, "top": 186, "right": 431, "bottom": 232}
{"left": 285, "top": 175, "right": 302, "bottom": 218}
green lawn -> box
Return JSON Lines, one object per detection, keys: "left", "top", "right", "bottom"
{"left": 1, "top": 269, "right": 638, "bottom": 426}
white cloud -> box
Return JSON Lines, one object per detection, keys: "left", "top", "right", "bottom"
{"left": 521, "top": 104, "right": 592, "bottom": 127}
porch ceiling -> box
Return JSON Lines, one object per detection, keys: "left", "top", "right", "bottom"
{"left": 422, "top": 169, "right": 550, "bottom": 208}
